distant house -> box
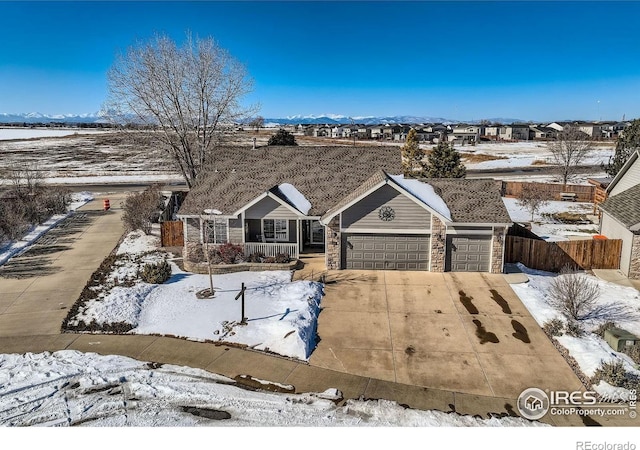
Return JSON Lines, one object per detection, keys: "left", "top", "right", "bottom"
{"left": 483, "top": 124, "right": 529, "bottom": 141}
{"left": 529, "top": 125, "right": 557, "bottom": 140}
{"left": 599, "top": 150, "right": 640, "bottom": 279}
{"left": 176, "top": 146, "right": 511, "bottom": 273}
{"left": 577, "top": 123, "right": 603, "bottom": 139}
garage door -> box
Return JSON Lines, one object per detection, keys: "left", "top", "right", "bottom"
{"left": 344, "top": 234, "right": 429, "bottom": 270}
{"left": 446, "top": 235, "right": 491, "bottom": 272}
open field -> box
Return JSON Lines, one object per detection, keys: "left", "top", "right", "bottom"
{"left": 0, "top": 129, "right": 614, "bottom": 185}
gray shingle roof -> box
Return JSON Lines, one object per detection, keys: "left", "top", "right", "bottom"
{"left": 600, "top": 183, "right": 640, "bottom": 229}
{"left": 177, "top": 146, "right": 511, "bottom": 225}
{"left": 178, "top": 146, "right": 403, "bottom": 216}
{"left": 424, "top": 178, "right": 512, "bottom": 223}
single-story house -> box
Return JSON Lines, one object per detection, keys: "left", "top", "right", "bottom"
{"left": 599, "top": 149, "right": 640, "bottom": 279}
{"left": 176, "top": 146, "right": 512, "bottom": 272}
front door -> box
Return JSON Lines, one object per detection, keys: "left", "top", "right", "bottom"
{"left": 310, "top": 220, "right": 324, "bottom": 245}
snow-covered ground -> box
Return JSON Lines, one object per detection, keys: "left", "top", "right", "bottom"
{"left": 0, "top": 350, "right": 545, "bottom": 427}
{"left": 502, "top": 198, "right": 599, "bottom": 241}
{"left": 0, "top": 127, "right": 109, "bottom": 140}
{"left": 462, "top": 141, "right": 614, "bottom": 171}
{"left": 0, "top": 192, "right": 94, "bottom": 267}
{"left": 510, "top": 264, "right": 640, "bottom": 399}
{"left": 66, "top": 231, "right": 324, "bottom": 361}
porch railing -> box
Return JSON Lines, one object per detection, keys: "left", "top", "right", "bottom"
{"left": 244, "top": 242, "right": 299, "bottom": 259}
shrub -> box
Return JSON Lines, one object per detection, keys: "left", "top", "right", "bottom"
{"left": 264, "top": 256, "right": 276, "bottom": 263}
{"left": 547, "top": 266, "right": 600, "bottom": 321}
{"left": 140, "top": 260, "right": 172, "bottom": 284}
{"left": 565, "top": 320, "right": 585, "bottom": 337}
{"left": 122, "top": 185, "right": 164, "bottom": 235}
{"left": 622, "top": 345, "right": 640, "bottom": 365}
{"left": 274, "top": 253, "right": 291, "bottom": 263}
{"left": 543, "top": 318, "right": 565, "bottom": 337}
{"left": 594, "top": 321, "right": 618, "bottom": 339}
{"left": 591, "top": 360, "right": 640, "bottom": 391}
{"left": 217, "top": 243, "right": 245, "bottom": 264}
{"left": 246, "top": 252, "right": 265, "bottom": 263}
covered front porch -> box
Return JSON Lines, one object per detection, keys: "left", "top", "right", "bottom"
{"left": 243, "top": 218, "right": 325, "bottom": 260}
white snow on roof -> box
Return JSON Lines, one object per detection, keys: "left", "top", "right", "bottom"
{"left": 389, "top": 174, "right": 451, "bottom": 221}
{"left": 278, "top": 183, "right": 311, "bottom": 215}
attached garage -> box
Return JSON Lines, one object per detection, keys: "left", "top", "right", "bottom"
{"left": 343, "top": 234, "right": 429, "bottom": 270}
{"left": 445, "top": 235, "right": 491, "bottom": 272}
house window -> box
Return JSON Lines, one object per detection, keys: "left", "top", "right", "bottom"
{"left": 204, "top": 219, "right": 228, "bottom": 244}
{"left": 263, "top": 219, "right": 288, "bottom": 241}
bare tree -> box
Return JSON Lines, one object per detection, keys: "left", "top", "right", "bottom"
{"left": 548, "top": 126, "right": 594, "bottom": 186}
{"left": 547, "top": 265, "right": 600, "bottom": 322}
{"left": 516, "top": 183, "right": 550, "bottom": 221}
{"left": 105, "top": 33, "right": 256, "bottom": 188}
{"left": 249, "top": 116, "right": 264, "bottom": 133}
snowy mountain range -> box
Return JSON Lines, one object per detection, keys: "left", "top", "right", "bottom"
{"left": 0, "top": 111, "right": 525, "bottom": 125}
{"left": 0, "top": 112, "right": 106, "bottom": 124}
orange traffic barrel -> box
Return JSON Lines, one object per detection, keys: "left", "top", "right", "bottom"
{"left": 103, "top": 199, "right": 110, "bottom": 211}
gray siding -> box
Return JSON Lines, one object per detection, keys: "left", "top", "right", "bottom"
{"left": 610, "top": 157, "right": 640, "bottom": 196}
{"left": 229, "top": 218, "right": 243, "bottom": 243}
{"left": 245, "top": 196, "right": 299, "bottom": 220}
{"left": 342, "top": 184, "right": 431, "bottom": 230}
{"left": 601, "top": 213, "right": 633, "bottom": 276}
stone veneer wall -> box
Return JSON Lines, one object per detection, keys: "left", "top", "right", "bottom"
{"left": 184, "top": 218, "right": 202, "bottom": 262}
{"left": 430, "top": 216, "right": 446, "bottom": 272}
{"left": 491, "top": 226, "right": 506, "bottom": 274}
{"left": 325, "top": 216, "right": 341, "bottom": 270}
{"left": 630, "top": 233, "right": 640, "bottom": 280}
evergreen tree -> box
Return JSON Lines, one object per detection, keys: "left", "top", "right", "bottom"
{"left": 604, "top": 119, "right": 640, "bottom": 177}
{"left": 268, "top": 129, "right": 297, "bottom": 146}
{"left": 401, "top": 128, "right": 426, "bottom": 177}
{"left": 426, "top": 138, "right": 467, "bottom": 178}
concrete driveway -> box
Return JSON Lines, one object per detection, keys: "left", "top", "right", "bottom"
{"left": 310, "top": 270, "right": 584, "bottom": 399}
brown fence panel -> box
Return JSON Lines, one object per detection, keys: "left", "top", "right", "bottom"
{"left": 505, "top": 236, "right": 622, "bottom": 272}
{"left": 502, "top": 181, "right": 595, "bottom": 202}
{"left": 161, "top": 221, "right": 184, "bottom": 247}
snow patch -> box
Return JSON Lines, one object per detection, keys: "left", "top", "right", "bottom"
{"left": 389, "top": 174, "right": 451, "bottom": 220}
{"left": 278, "top": 183, "right": 312, "bottom": 215}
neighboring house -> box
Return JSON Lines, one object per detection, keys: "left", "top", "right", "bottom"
{"left": 177, "top": 146, "right": 512, "bottom": 273}
{"left": 529, "top": 125, "right": 557, "bottom": 140}
{"left": 577, "top": 122, "right": 603, "bottom": 139}
{"left": 599, "top": 150, "right": 640, "bottom": 279}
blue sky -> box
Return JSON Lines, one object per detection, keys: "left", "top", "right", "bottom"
{"left": 1, "top": 1, "right": 640, "bottom": 122}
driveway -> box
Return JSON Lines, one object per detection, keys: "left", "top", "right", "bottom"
{"left": 310, "top": 270, "right": 584, "bottom": 399}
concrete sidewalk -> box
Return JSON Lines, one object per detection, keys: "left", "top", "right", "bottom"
{"left": 0, "top": 194, "right": 126, "bottom": 336}
{"left": 0, "top": 332, "right": 611, "bottom": 426}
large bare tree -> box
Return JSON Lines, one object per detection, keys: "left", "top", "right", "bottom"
{"left": 548, "top": 125, "right": 594, "bottom": 186}
{"left": 105, "top": 33, "right": 255, "bottom": 188}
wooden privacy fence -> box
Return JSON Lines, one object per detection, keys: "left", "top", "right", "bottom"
{"left": 502, "top": 181, "right": 595, "bottom": 203}
{"left": 505, "top": 236, "right": 622, "bottom": 272}
{"left": 161, "top": 220, "right": 184, "bottom": 247}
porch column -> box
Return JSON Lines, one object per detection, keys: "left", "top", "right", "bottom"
{"left": 429, "top": 216, "right": 446, "bottom": 272}
{"left": 325, "top": 216, "right": 341, "bottom": 270}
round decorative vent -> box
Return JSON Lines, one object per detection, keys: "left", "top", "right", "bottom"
{"left": 378, "top": 206, "right": 395, "bottom": 221}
